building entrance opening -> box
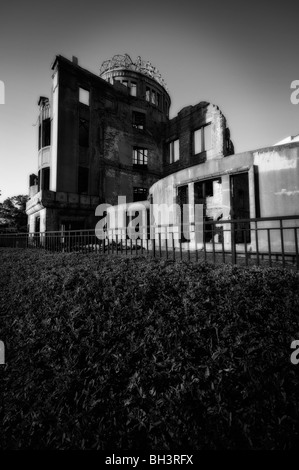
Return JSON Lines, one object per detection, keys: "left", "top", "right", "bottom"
{"left": 230, "top": 172, "right": 251, "bottom": 243}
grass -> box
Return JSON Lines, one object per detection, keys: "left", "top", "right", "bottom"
{"left": 1, "top": 248, "right": 299, "bottom": 450}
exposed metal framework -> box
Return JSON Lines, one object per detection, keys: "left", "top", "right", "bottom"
{"left": 99, "top": 54, "right": 169, "bottom": 92}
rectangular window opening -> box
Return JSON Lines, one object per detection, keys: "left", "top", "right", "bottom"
{"left": 42, "top": 167, "right": 50, "bottom": 191}
{"left": 157, "top": 93, "right": 161, "bottom": 108}
{"left": 133, "top": 187, "right": 148, "bottom": 202}
{"left": 194, "top": 128, "right": 202, "bottom": 154}
{"left": 133, "top": 147, "right": 148, "bottom": 166}
{"left": 131, "top": 82, "right": 137, "bottom": 96}
{"left": 151, "top": 90, "right": 156, "bottom": 105}
{"left": 35, "top": 216, "right": 40, "bottom": 233}
{"left": 38, "top": 118, "right": 51, "bottom": 149}
{"left": 194, "top": 178, "right": 223, "bottom": 244}
{"left": 230, "top": 173, "right": 251, "bottom": 243}
{"left": 177, "top": 185, "right": 189, "bottom": 242}
{"left": 79, "top": 118, "right": 89, "bottom": 147}
{"left": 78, "top": 166, "right": 89, "bottom": 194}
{"left": 132, "top": 111, "right": 145, "bottom": 130}
{"left": 169, "top": 139, "right": 180, "bottom": 163}
{"left": 79, "top": 87, "right": 90, "bottom": 106}
{"left": 194, "top": 123, "right": 212, "bottom": 155}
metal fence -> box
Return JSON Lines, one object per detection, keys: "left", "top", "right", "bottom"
{"left": 0, "top": 215, "right": 299, "bottom": 270}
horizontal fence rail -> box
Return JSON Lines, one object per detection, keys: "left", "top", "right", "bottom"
{"left": 0, "top": 216, "right": 299, "bottom": 270}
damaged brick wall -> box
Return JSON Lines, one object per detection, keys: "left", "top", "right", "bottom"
{"left": 163, "top": 102, "right": 233, "bottom": 176}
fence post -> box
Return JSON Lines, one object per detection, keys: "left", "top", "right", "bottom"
{"left": 267, "top": 229, "right": 272, "bottom": 267}
{"left": 61, "top": 227, "right": 65, "bottom": 253}
{"left": 159, "top": 233, "right": 161, "bottom": 258}
{"left": 280, "top": 219, "right": 285, "bottom": 268}
{"left": 255, "top": 221, "right": 260, "bottom": 266}
{"left": 231, "top": 220, "right": 236, "bottom": 265}
{"left": 295, "top": 227, "right": 299, "bottom": 271}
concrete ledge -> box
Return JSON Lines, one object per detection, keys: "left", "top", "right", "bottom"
{"left": 26, "top": 190, "right": 100, "bottom": 215}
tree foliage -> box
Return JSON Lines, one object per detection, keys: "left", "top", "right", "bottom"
{"left": 0, "top": 195, "right": 29, "bottom": 232}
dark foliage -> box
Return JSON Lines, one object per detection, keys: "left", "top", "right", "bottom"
{"left": 1, "top": 249, "right": 299, "bottom": 450}
{"left": 0, "top": 195, "right": 29, "bottom": 232}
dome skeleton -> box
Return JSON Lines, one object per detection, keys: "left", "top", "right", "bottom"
{"left": 99, "top": 54, "right": 169, "bottom": 92}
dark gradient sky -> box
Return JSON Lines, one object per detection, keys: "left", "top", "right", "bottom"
{"left": 0, "top": 0, "right": 299, "bottom": 200}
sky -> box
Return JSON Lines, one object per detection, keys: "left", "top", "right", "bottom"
{"left": 0, "top": 0, "right": 298, "bottom": 202}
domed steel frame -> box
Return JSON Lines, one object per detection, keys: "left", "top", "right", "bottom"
{"left": 99, "top": 53, "right": 169, "bottom": 92}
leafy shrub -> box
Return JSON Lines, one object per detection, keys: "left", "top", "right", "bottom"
{"left": 1, "top": 249, "right": 299, "bottom": 450}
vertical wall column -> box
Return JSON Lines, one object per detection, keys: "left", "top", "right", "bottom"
{"left": 248, "top": 166, "right": 256, "bottom": 218}
{"left": 221, "top": 175, "right": 232, "bottom": 248}
{"left": 249, "top": 165, "right": 257, "bottom": 251}
{"left": 188, "top": 182, "right": 195, "bottom": 244}
{"left": 51, "top": 71, "right": 59, "bottom": 192}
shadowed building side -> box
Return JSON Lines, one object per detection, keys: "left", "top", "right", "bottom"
{"left": 26, "top": 54, "right": 171, "bottom": 232}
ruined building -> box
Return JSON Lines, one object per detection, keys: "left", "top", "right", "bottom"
{"left": 26, "top": 54, "right": 234, "bottom": 233}
{"left": 26, "top": 54, "right": 299, "bottom": 255}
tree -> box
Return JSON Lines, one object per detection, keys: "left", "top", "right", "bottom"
{"left": 0, "top": 195, "right": 29, "bottom": 232}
